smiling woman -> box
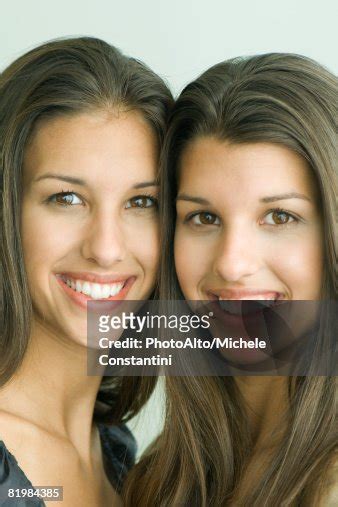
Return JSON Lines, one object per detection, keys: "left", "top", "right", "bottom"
{"left": 21, "top": 111, "right": 160, "bottom": 343}
{"left": 0, "top": 37, "right": 172, "bottom": 506}
{"left": 175, "top": 141, "right": 325, "bottom": 367}
{"left": 124, "top": 54, "right": 337, "bottom": 506}
{"left": 175, "top": 141, "right": 323, "bottom": 302}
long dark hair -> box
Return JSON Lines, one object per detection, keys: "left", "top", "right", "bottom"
{"left": 0, "top": 36, "right": 173, "bottom": 423}
{"left": 124, "top": 54, "right": 338, "bottom": 505}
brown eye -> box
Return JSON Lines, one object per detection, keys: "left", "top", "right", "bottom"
{"left": 264, "top": 210, "right": 296, "bottom": 225}
{"left": 272, "top": 211, "right": 290, "bottom": 224}
{"left": 126, "top": 196, "right": 157, "bottom": 209}
{"left": 191, "top": 212, "right": 220, "bottom": 225}
{"left": 50, "top": 192, "right": 83, "bottom": 206}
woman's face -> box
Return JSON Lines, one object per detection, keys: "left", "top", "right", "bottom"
{"left": 175, "top": 139, "right": 324, "bottom": 302}
{"left": 21, "top": 111, "right": 159, "bottom": 346}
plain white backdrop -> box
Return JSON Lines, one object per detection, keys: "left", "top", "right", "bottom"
{"left": 1, "top": 0, "right": 336, "bottom": 456}
{"left": 1, "top": 0, "right": 336, "bottom": 95}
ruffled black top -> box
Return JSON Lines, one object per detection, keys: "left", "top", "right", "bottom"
{"left": 0, "top": 423, "right": 136, "bottom": 506}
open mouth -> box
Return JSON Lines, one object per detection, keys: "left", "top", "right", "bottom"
{"left": 60, "top": 275, "right": 125, "bottom": 299}
{"left": 56, "top": 274, "right": 135, "bottom": 307}
{"left": 206, "top": 293, "right": 285, "bottom": 317}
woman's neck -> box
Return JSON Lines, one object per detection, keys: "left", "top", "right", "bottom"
{"left": 0, "top": 318, "right": 103, "bottom": 453}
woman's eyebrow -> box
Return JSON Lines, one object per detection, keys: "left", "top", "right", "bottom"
{"left": 33, "top": 173, "right": 86, "bottom": 186}
{"left": 176, "top": 194, "right": 210, "bottom": 205}
{"left": 32, "top": 176, "right": 158, "bottom": 189}
{"left": 132, "top": 181, "right": 158, "bottom": 189}
{"left": 260, "top": 192, "right": 311, "bottom": 203}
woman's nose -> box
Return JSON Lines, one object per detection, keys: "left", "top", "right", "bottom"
{"left": 213, "top": 224, "right": 262, "bottom": 283}
{"left": 81, "top": 211, "right": 126, "bottom": 268}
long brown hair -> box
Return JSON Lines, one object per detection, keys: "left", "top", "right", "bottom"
{"left": 124, "top": 54, "right": 338, "bottom": 505}
{"left": 0, "top": 36, "right": 173, "bottom": 423}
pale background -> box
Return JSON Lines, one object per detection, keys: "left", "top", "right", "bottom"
{"left": 1, "top": 0, "right": 336, "bottom": 457}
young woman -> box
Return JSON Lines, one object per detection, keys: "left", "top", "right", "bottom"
{"left": 0, "top": 37, "right": 172, "bottom": 506}
{"left": 124, "top": 54, "right": 337, "bottom": 505}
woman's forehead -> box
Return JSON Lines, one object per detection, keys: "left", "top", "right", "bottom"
{"left": 22, "top": 111, "right": 158, "bottom": 188}
{"left": 178, "top": 138, "right": 320, "bottom": 202}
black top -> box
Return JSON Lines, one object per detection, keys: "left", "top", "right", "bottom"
{"left": 0, "top": 423, "right": 136, "bottom": 506}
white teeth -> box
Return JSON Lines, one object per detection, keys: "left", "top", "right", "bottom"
{"left": 91, "top": 283, "right": 102, "bottom": 300}
{"left": 64, "top": 277, "right": 125, "bottom": 300}
{"left": 101, "top": 284, "right": 111, "bottom": 299}
{"left": 110, "top": 283, "right": 124, "bottom": 296}
{"left": 82, "top": 282, "right": 91, "bottom": 296}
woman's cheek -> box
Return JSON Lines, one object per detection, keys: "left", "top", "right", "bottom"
{"left": 21, "top": 211, "right": 78, "bottom": 265}
{"left": 21, "top": 202, "right": 80, "bottom": 300}
{"left": 21, "top": 205, "right": 52, "bottom": 271}
{"left": 129, "top": 220, "right": 160, "bottom": 274}
{"left": 175, "top": 232, "right": 211, "bottom": 299}
{"left": 292, "top": 237, "right": 323, "bottom": 299}
{"left": 267, "top": 233, "right": 324, "bottom": 299}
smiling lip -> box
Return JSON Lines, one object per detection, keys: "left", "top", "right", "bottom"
{"left": 205, "top": 288, "right": 285, "bottom": 340}
{"left": 206, "top": 288, "right": 284, "bottom": 300}
{"left": 58, "top": 272, "right": 133, "bottom": 284}
{"left": 55, "top": 272, "right": 136, "bottom": 309}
